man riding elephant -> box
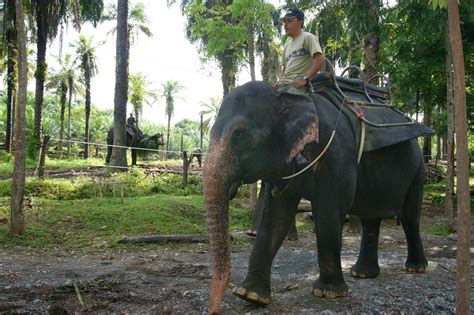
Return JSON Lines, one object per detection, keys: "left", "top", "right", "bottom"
{"left": 275, "top": 8, "right": 324, "bottom": 96}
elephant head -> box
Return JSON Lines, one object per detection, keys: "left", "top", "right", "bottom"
{"left": 203, "top": 81, "right": 319, "bottom": 314}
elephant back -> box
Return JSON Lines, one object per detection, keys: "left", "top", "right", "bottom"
{"left": 310, "top": 70, "right": 433, "bottom": 152}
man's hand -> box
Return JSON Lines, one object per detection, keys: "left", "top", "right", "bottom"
{"left": 292, "top": 79, "right": 307, "bottom": 89}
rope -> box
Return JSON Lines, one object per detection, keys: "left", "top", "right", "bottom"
{"left": 49, "top": 137, "right": 200, "bottom": 156}
{"left": 281, "top": 129, "right": 336, "bottom": 180}
{"left": 357, "top": 121, "right": 366, "bottom": 163}
{"left": 281, "top": 99, "right": 344, "bottom": 180}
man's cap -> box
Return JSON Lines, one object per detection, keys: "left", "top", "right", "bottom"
{"left": 280, "top": 8, "right": 304, "bottom": 21}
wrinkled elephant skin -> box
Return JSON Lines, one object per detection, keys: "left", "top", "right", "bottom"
{"left": 202, "top": 81, "right": 428, "bottom": 312}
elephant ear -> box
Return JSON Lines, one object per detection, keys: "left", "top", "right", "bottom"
{"left": 278, "top": 92, "right": 319, "bottom": 164}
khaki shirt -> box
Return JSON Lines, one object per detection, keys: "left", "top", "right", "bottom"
{"left": 282, "top": 31, "right": 322, "bottom": 87}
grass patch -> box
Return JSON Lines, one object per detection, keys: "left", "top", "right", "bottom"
{"left": 0, "top": 194, "right": 251, "bottom": 250}
{"left": 422, "top": 224, "right": 454, "bottom": 236}
{"left": 0, "top": 152, "right": 109, "bottom": 176}
{"left": 424, "top": 181, "right": 447, "bottom": 205}
{"left": 0, "top": 169, "right": 202, "bottom": 200}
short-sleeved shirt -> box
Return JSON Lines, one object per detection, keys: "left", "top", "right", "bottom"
{"left": 281, "top": 31, "right": 322, "bottom": 86}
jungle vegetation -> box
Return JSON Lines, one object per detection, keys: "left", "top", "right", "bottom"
{"left": 0, "top": 0, "right": 472, "bottom": 289}
{"left": 0, "top": 0, "right": 472, "bottom": 310}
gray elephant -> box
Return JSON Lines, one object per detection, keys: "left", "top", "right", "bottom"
{"left": 203, "top": 79, "right": 433, "bottom": 313}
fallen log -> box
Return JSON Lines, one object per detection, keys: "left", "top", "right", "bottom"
{"left": 118, "top": 234, "right": 209, "bottom": 244}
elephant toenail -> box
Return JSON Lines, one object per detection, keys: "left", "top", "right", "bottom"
{"left": 313, "top": 288, "right": 323, "bottom": 297}
{"left": 233, "top": 287, "right": 246, "bottom": 296}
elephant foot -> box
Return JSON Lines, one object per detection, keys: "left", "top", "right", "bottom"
{"left": 350, "top": 262, "right": 380, "bottom": 279}
{"left": 232, "top": 286, "right": 272, "bottom": 305}
{"left": 405, "top": 260, "right": 427, "bottom": 273}
{"left": 312, "top": 279, "right": 348, "bottom": 299}
{"left": 286, "top": 233, "right": 298, "bottom": 241}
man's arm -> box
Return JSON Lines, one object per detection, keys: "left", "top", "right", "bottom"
{"left": 292, "top": 52, "right": 324, "bottom": 89}
{"left": 274, "top": 65, "right": 286, "bottom": 90}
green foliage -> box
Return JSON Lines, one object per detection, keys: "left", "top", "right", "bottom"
{"left": 129, "top": 73, "right": 158, "bottom": 125}
{"left": 151, "top": 172, "right": 202, "bottom": 195}
{"left": 102, "top": 1, "right": 153, "bottom": 45}
{"left": 0, "top": 168, "right": 201, "bottom": 200}
{"left": 422, "top": 224, "right": 453, "bottom": 236}
{"left": 0, "top": 194, "right": 251, "bottom": 250}
{"left": 184, "top": 1, "right": 245, "bottom": 60}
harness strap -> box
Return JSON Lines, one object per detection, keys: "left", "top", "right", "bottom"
{"left": 357, "top": 121, "right": 366, "bottom": 163}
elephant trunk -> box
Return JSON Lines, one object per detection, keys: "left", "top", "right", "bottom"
{"left": 203, "top": 140, "right": 234, "bottom": 314}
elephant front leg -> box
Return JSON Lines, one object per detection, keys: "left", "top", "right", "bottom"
{"left": 233, "top": 189, "right": 299, "bottom": 305}
{"left": 351, "top": 218, "right": 382, "bottom": 278}
{"left": 312, "top": 206, "right": 348, "bottom": 299}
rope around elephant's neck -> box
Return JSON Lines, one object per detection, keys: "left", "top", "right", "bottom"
{"left": 281, "top": 99, "right": 345, "bottom": 180}
{"left": 281, "top": 129, "right": 337, "bottom": 180}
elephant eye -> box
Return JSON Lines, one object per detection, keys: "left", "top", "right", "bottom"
{"left": 231, "top": 127, "right": 252, "bottom": 149}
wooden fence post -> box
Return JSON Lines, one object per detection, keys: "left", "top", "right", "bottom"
{"left": 182, "top": 150, "right": 188, "bottom": 186}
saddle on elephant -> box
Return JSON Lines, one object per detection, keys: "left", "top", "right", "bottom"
{"left": 308, "top": 59, "right": 434, "bottom": 155}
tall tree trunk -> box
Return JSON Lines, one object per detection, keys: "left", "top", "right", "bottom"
{"left": 200, "top": 113, "right": 203, "bottom": 150}
{"left": 362, "top": 0, "right": 380, "bottom": 82}
{"left": 447, "top": 1, "right": 471, "bottom": 313}
{"left": 261, "top": 40, "right": 279, "bottom": 85}
{"left": 5, "top": 24, "right": 17, "bottom": 154}
{"left": 444, "top": 23, "right": 455, "bottom": 227}
{"left": 110, "top": 0, "right": 129, "bottom": 168}
{"left": 67, "top": 79, "right": 73, "bottom": 158}
{"left": 58, "top": 83, "right": 67, "bottom": 158}
{"left": 415, "top": 88, "right": 420, "bottom": 122}
{"left": 166, "top": 114, "right": 171, "bottom": 159}
{"left": 134, "top": 108, "right": 139, "bottom": 128}
{"left": 34, "top": 0, "right": 48, "bottom": 151}
{"left": 11, "top": 0, "right": 28, "bottom": 236}
{"left": 220, "top": 50, "right": 237, "bottom": 97}
{"left": 422, "top": 103, "right": 432, "bottom": 163}
{"left": 84, "top": 67, "right": 91, "bottom": 159}
{"left": 247, "top": 25, "right": 256, "bottom": 82}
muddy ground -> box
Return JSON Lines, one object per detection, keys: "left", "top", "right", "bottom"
{"left": 1, "top": 207, "right": 473, "bottom": 314}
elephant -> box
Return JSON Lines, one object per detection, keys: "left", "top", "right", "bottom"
{"left": 187, "top": 148, "right": 203, "bottom": 168}
{"left": 105, "top": 126, "right": 164, "bottom": 166}
{"left": 203, "top": 79, "right": 433, "bottom": 314}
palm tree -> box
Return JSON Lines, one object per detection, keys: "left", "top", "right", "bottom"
{"left": 2, "top": 0, "right": 17, "bottom": 153}
{"left": 71, "top": 35, "right": 99, "bottom": 159}
{"left": 11, "top": 0, "right": 28, "bottom": 235}
{"left": 65, "top": 56, "right": 83, "bottom": 158}
{"left": 128, "top": 73, "right": 158, "bottom": 127}
{"left": 46, "top": 54, "right": 83, "bottom": 158}
{"left": 30, "top": 0, "right": 104, "bottom": 151}
{"left": 110, "top": 0, "right": 129, "bottom": 168}
{"left": 198, "top": 96, "right": 221, "bottom": 137}
{"left": 159, "top": 80, "right": 184, "bottom": 157}
{"left": 104, "top": 1, "right": 153, "bottom": 47}
{"left": 46, "top": 60, "right": 68, "bottom": 157}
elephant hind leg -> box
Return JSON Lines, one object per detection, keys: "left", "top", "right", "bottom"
{"left": 350, "top": 218, "right": 381, "bottom": 279}
{"left": 400, "top": 175, "right": 428, "bottom": 273}
{"left": 105, "top": 146, "right": 112, "bottom": 164}
{"left": 131, "top": 149, "right": 137, "bottom": 166}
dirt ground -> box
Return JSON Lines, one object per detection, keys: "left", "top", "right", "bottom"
{"left": 1, "top": 207, "right": 473, "bottom": 314}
